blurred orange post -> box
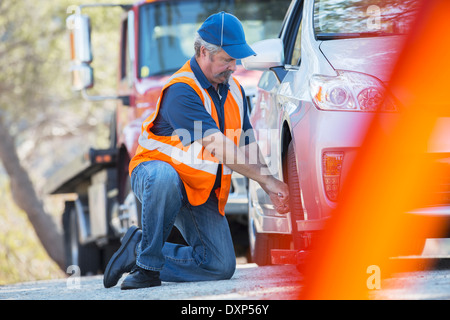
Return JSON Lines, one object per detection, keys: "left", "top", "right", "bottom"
{"left": 300, "top": 0, "right": 450, "bottom": 299}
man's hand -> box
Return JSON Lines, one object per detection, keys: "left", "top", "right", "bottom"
{"left": 201, "top": 132, "right": 290, "bottom": 214}
{"left": 260, "top": 176, "right": 290, "bottom": 214}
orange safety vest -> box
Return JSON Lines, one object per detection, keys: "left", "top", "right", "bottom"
{"left": 129, "top": 60, "right": 245, "bottom": 216}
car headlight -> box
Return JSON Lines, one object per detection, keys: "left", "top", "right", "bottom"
{"left": 310, "top": 70, "right": 398, "bottom": 112}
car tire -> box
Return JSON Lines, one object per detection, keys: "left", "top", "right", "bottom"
{"left": 286, "top": 140, "right": 305, "bottom": 250}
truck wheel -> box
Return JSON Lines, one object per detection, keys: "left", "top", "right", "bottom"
{"left": 63, "top": 202, "right": 100, "bottom": 275}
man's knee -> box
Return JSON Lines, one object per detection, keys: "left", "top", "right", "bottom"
{"left": 219, "top": 259, "right": 236, "bottom": 280}
{"left": 142, "top": 161, "right": 181, "bottom": 191}
{"left": 143, "top": 161, "right": 177, "bottom": 181}
{"left": 206, "top": 256, "right": 236, "bottom": 280}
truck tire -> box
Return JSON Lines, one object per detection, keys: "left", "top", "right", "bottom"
{"left": 63, "top": 202, "right": 100, "bottom": 275}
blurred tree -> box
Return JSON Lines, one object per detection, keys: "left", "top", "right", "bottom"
{"left": 0, "top": 0, "right": 122, "bottom": 271}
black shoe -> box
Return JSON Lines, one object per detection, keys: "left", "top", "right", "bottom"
{"left": 103, "top": 226, "right": 142, "bottom": 288}
{"left": 121, "top": 266, "right": 161, "bottom": 290}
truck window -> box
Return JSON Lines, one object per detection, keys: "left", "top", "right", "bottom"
{"left": 138, "top": 0, "right": 291, "bottom": 78}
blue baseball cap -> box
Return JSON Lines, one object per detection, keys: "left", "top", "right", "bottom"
{"left": 197, "top": 12, "right": 256, "bottom": 59}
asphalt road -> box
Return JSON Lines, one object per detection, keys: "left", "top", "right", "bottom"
{"left": 0, "top": 261, "right": 449, "bottom": 301}
{"left": 0, "top": 263, "right": 301, "bottom": 300}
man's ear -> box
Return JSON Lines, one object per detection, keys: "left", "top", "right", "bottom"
{"left": 200, "top": 46, "right": 208, "bottom": 59}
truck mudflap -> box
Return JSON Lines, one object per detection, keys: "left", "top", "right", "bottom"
{"left": 46, "top": 147, "right": 117, "bottom": 195}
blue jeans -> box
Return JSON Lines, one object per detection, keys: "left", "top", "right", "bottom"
{"left": 130, "top": 160, "right": 236, "bottom": 282}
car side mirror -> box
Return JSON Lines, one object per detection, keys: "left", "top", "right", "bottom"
{"left": 242, "top": 39, "right": 285, "bottom": 71}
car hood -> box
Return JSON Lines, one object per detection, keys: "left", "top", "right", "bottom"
{"left": 319, "top": 36, "right": 405, "bottom": 82}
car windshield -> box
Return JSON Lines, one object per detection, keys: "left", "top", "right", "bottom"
{"left": 314, "top": 0, "right": 419, "bottom": 40}
{"left": 138, "top": 0, "right": 291, "bottom": 78}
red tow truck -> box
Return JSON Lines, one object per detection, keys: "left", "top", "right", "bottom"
{"left": 47, "top": 0, "right": 290, "bottom": 274}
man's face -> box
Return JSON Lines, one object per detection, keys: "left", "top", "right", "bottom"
{"left": 201, "top": 48, "right": 237, "bottom": 87}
